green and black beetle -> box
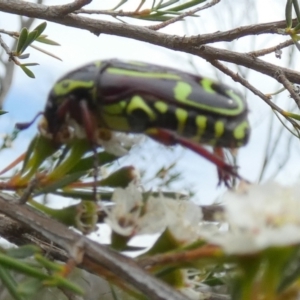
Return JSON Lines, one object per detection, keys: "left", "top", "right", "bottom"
{"left": 17, "top": 59, "right": 250, "bottom": 183}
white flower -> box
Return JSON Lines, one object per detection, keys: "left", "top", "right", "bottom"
{"left": 162, "top": 198, "right": 203, "bottom": 244}
{"left": 203, "top": 182, "right": 300, "bottom": 254}
{"left": 105, "top": 183, "right": 202, "bottom": 242}
{"left": 179, "top": 287, "right": 207, "bottom": 300}
{"left": 105, "top": 183, "right": 144, "bottom": 236}
{"left": 179, "top": 269, "right": 210, "bottom": 300}
{"left": 97, "top": 132, "right": 143, "bottom": 156}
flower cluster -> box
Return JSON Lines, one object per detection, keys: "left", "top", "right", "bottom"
{"left": 203, "top": 182, "right": 300, "bottom": 254}
{"left": 105, "top": 183, "right": 202, "bottom": 244}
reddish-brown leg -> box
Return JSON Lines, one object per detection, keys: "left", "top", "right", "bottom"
{"left": 147, "top": 128, "right": 241, "bottom": 186}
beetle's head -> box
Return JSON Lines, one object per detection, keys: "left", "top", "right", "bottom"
{"left": 16, "top": 62, "right": 101, "bottom": 143}
{"left": 42, "top": 93, "right": 59, "bottom": 134}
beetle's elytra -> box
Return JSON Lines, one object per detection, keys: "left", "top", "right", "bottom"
{"left": 42, "top": 59, "right": 249, "bottom": 149}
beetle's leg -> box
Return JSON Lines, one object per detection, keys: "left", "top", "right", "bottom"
{"left": 213, "top": 147, "right": 232, "bottom": 187}
{"left": 79, "top": 99, "right": 99, "bottom": 201}
{"left": 146, "top": 128, "right": 241, "bottom": 185}
{"left": 56, "top": 98, "right": 71, "bottom": 118}
{"left": 79, "top": 100, "right": 97, "bottom": 143}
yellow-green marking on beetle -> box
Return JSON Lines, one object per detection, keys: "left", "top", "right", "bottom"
{"left": 233, "top": 121, "right": 249, "bottom": 140}
{"left": 53, "top": 80, "right": 94, "bottom": 97}
{"left": 214, "top": 121, "right": 225, "bottom": 138}
{"left": 201, "top": 78, "right": 216, "bottom": 94}
{"left": 195, "top": 115, "right": 207, "bottom": 137}
{"left": 175, "top": 108, "right": 188, "bottom": 134}
{"left": 127, "top": 96, "right": 156, "bottom": 121}
{"left": 154, "top": 101, "right": 168, "bottom": 113}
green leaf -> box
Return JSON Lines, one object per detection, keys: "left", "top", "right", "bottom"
{"left": 16, "top": 27, "right": 28, "bottom": 55}
{"left": 20, "top": 135, "right": 57, "bottom": 181}
{"left": 46, "top": 274, "right": 84, "bottom": 295}
{"left": 283, "top": 111, "right": 300, "bottom": 121}
{"left": 68, "top": 151, "right": 118, "bottom": 174}
{"left": 20, "top": 135, "right": 39, "bottom": 174}
{"left": 17, "top": 278, "right": 42, "bottom": 297}
{"left": 111, "top": 231, "right": 132, "bottom": 251}
{"left": 19, "top": 65, "right": 35, "bottom": 78}
{"left": 293, "top": 0, "right": 300, "bottom": 24}
{"left": 18, "top": 31, "right": 38, "bottom": 57}
{"left": 155, "top": 0, "right": 180, "bottom": 9}
{"left": 18, "top": 53, "right": 30, "bottom": 59}
{"left": 0, "top": 253, "right": 50, "bottom": 280}
{"left": 0, "top": 110, "right": 7, "bottom": 115}
{"left": 112, "top": 0, "right": 128, "bottom": 10}
{"left": 46, "top": 139, "right": 90, "bottom": 181}
{"left": 32, "top": 22, "right": 47, "bottom": 38}
{"left": 137, "top": 15, "right": 175, "bottom": 21}
{"left": 35, "top": 36, "right": 60, "bottom": 46}
{"left": 166, "top": 0, "right": 206, "bottom": 12}
{"left": 98, "top": 166, "right": 136, "bottom": 188}
{"left": 6, "top": 245, "right": 40, "bottom": 259}
{"left": 0, "top": 266, "right": 22, "bottom": 300}
{"left": 52, "top": 189, "right": 102, "bottom": 200}
{"left": 21, "top": 63, "right": 39, "bottom": 67}
{"left": 286, "top": 0, "right": 293, "bottom": 28}
{"left": 293, "top": 22, "right": 300, "bottom": 32}
{"left": 21, "top": 30, "right": 39, "bottom": 53}
{"left": 277, "top": 247, "right": 300, "bottom": 292}
{"left": 34, "top": 171, "right": 87, "bottom": 195}
{"left": 29, "top": 199, "right": 76, "bottom": 227}
{"left": 35, "top": 254, "right": 63, "bottom": 272}
{"left": 142, "top": 228, "right": 180, "bottom": 256}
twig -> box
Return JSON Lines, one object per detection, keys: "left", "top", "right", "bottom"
{"left": 247, "top": 39, "right": 294, "bottom": 58}
{"left": 274, "top": 69, "right": 300, "bottom": 109}
{"left": 185, "top": 18, "right": 299, "bottom": 45}
{"left": 138, "top": 245, "right": 221, "bottom": 269}
{"left": 53, "top": 0, "right": 92, "bottom": 15}
{"left": 0, "top": 34, "right": 17, "bottom": 63}
{"left": 1, "top": 1, "right": 299, "bottom": 87}
{"left": 0, "top": 1, "right": 295, "bottom": 44}
{"left": 75, "top": 9, "right": 144, "bottom": 17}
{"left": 147, "top": 0, "right": 220, "bottom": 31}
{"left": 19, "top": 178, "right": 39, "bottom": 204}
{"left": 0, "top": 29, "right": 19, "bottom": 36}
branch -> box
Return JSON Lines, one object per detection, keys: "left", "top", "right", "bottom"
{"left": 274, "top": 69, "right": 300, "bottom": 109}
{"left": 0, "top": 1, "right": 291, "bottom": 43}
{"left": 247, "top": 39, "right": 294, "bottom": 58}
{"left": 1, "top": 1, "right": 299, "bottom": 87}
{"left": 52, "top": 0, "right": 92, "bottom": 15}
{"left": 189, "top": 45, "right": 300, "bottom": 84}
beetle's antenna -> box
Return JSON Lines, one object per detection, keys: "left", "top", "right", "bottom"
{"left": 15, "top": 112, "right": 43, "bottom": 130}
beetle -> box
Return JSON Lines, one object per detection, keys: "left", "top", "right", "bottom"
{"left": 17, "top": 59, "right": 250, "bottom": 185}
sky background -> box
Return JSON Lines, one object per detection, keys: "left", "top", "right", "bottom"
{"left": 0, "top": 0, "right": 298, "bottom": 207}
